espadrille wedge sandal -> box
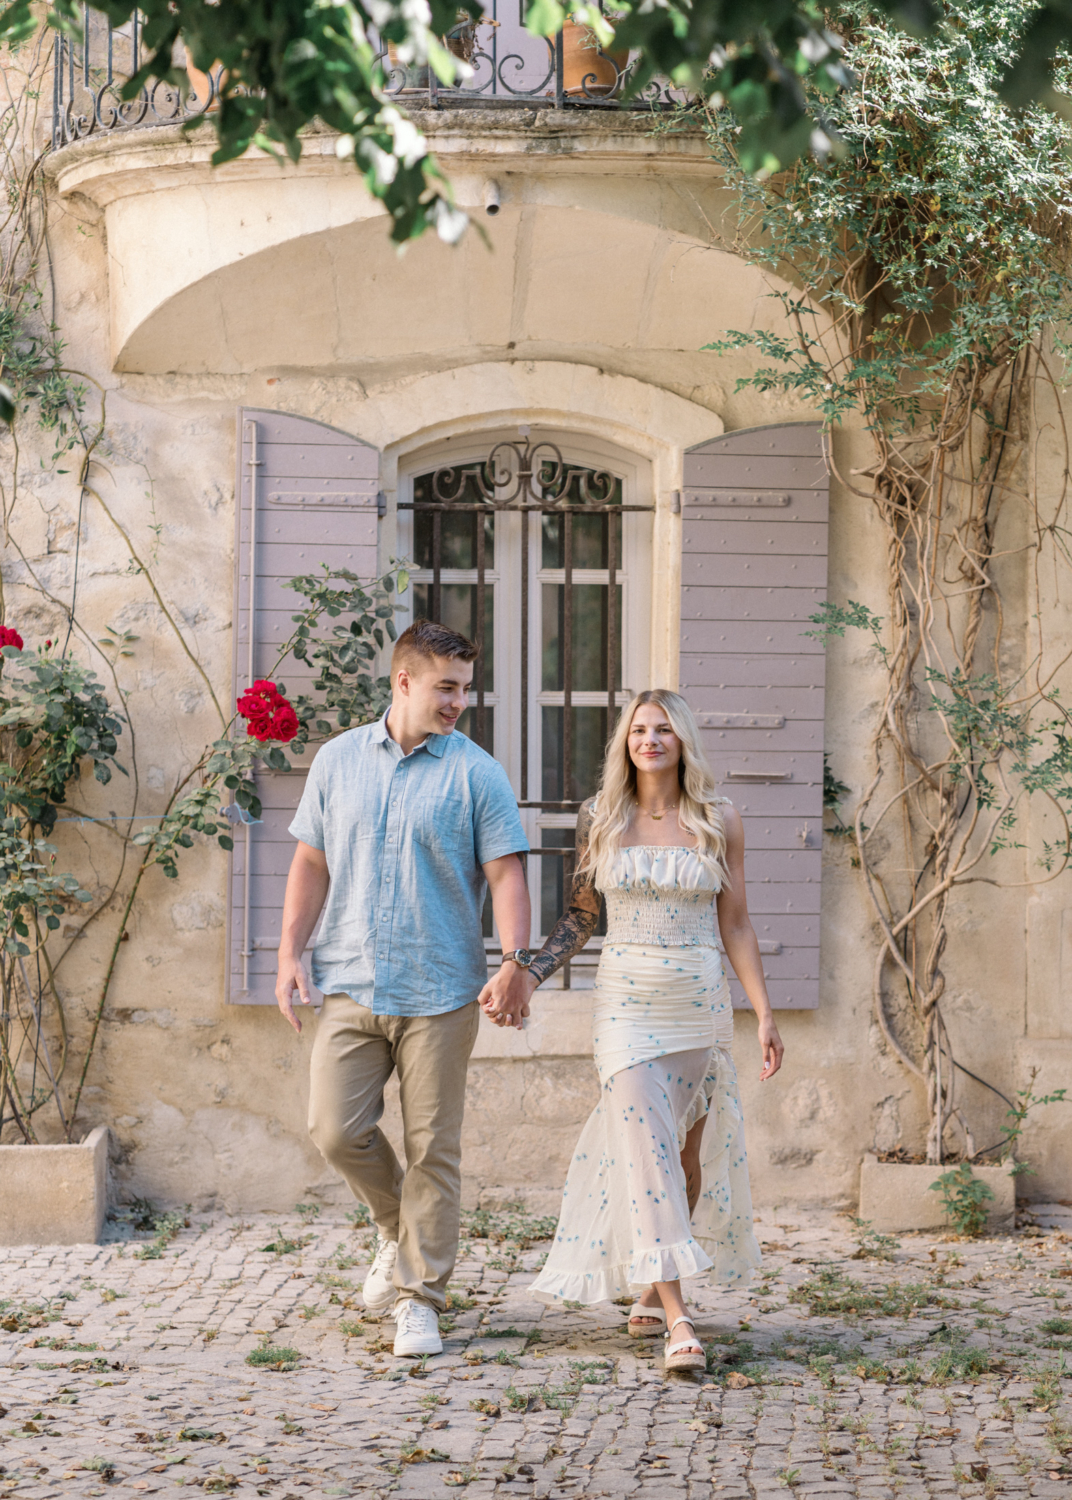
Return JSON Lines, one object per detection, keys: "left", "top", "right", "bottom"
{"left": 626, "top": 1301, "right": 668, "bottom": 1337}
{"left": 663, "top": 1315, "right": 706, "bottom": 1372}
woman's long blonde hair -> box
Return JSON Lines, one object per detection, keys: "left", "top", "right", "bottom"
{"left": 580, "top": 688, "right": 730, "bottom": 888}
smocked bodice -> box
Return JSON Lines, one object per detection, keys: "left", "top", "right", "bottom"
{"left": 599, "top": 845, "right": 720, "bottom": 947}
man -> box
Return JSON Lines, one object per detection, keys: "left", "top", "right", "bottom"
{"left": 276, "top": 619, "right": 533, "bottom": 1357}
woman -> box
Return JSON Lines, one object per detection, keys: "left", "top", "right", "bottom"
{"left": 485, "top": 689, "right": 783, "bottom": 1371}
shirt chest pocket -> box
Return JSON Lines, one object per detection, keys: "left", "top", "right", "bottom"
{"left": 406, "top": 791, "right": 472, "bottom": 853}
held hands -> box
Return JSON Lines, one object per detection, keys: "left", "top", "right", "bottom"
{"left": 758, "top": 1015, "right": 785, "bottom": 1081}
{"left": 276, "top": 955, "right": 314, "bottom": 1034}
{"left": 478, "top": 962, "right": 540, "bottom": 1030}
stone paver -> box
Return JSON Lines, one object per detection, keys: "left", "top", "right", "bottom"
{"left": 1, "top": 1203, "right": 1071, "bottom": 1498}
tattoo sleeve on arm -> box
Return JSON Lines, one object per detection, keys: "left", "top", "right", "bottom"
{"left": 528, "top": 801, "right": 602, "bottom": 986}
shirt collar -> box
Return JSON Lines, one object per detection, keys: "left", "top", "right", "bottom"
{"left": 376, "top": 707, "right": 449, "bottom": 758}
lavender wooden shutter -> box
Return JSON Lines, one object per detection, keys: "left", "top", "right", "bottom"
{"left": 679, "top": 422, "right": 829, "bottom": 1010}
{"left": 227, "top": 409, "right": 382, "bottom": 1006}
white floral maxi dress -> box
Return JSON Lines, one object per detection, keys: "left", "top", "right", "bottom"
{"left": 529, "top": 845, "right": 761, "bottom": 1305}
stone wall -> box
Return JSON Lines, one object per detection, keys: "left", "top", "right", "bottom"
{"left": 0, "top": 106, "right": 1066, "bottom": 1217}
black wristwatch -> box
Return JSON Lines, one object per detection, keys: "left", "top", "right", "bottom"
{"left": 502, "top": 948, "right": 535, "bottom": 969}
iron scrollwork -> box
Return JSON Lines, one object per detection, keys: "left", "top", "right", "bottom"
{"left": 54, "top": 3, "right": 683, "bottom": 151}
{"left": 430, "top": 436, "right": 616, "bottom": 509}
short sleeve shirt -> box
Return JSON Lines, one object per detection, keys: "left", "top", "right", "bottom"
{"left": 289, "top": 710, "right": 528, "bottom": 1015}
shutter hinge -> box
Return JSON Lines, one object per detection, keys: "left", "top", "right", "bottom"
{"left": 377, "top": 490, "right": 386, "bottom": 519}
{"left": 671, "top": 490, "right": 681, "bottom": 514}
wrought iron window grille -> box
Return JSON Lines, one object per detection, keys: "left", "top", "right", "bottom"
{"left": 402, "top": 435, "right": 653, "bottom": 985}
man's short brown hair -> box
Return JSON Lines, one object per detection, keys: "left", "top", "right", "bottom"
{"left": 391, "top": 619, "right": 478, "bottom": 680}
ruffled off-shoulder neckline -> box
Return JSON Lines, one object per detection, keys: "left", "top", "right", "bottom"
{"left": 607, "top": 844, "right": 721, "bottom": 894}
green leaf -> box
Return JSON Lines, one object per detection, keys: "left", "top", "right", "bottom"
{"left": 525, "top": 0, "right": 566, "bottom": 38}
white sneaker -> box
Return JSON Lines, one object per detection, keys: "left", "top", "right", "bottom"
{"left": 392, "top": 1298, "right": 442, "bottom": 1357}
{"left": 361, "top": 1237, "right": 398, "bottom": 1313}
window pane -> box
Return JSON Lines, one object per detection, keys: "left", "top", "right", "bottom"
{"left": 542, "top": 706, "right": 611, "bottom": 803}
{"left": 539, "top": 827, "right": 606, "bottom": 938}
{"left": 541, "top": 473, "right": 621, "bottom": 569}
{"left": 457, "top": 705, "right": 495, "bottom": 758}
{"left": 413, "top": 582, "right": 494, "bottom": 692}
{"left": 541, "top": 584, "right": 622, "bottom": 692}
{"left": 413, "top": 469, "right": 494, "bottom": 569}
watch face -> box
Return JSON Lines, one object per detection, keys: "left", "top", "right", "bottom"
{"left": 515, "top": 949, "right": 533, "bottom": 966}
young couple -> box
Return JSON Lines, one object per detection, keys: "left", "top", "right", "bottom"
{"left": 276, "top": 619, "right": 783, "bottom": 1366}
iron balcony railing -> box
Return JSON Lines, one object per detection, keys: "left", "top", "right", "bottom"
{"left": 52, "top": 3, "right": 681, "bottom": 149}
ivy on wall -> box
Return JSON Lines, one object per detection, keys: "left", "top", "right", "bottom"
{"left": 0, "top": 37, "right": 405, "bottom": 1144}
{"left": 706, "top": 0, "right": 1072, "bottom": 1162}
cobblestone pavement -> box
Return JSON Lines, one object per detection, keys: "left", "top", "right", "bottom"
{"left": 3, "top": 1202, "right": 1072, "bottom": 1500}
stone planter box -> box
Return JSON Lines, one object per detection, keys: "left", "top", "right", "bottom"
{"left": 859, "top": 1151, "right": 1015, "bottom": 1233}
{"left": 0, "top": 1125, "right": 110, "bottom": 1246}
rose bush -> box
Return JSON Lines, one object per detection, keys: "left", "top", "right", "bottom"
{"left": 236, "top": 680, "right": 299, "bottom": 743}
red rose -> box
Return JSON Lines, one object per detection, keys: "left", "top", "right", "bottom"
{"left": 244, "top": 716, "right": 273, "bottom": 743}
{"left": 237, "top": 680, "right": 298, "bottom": 743}
{"left": 0, "top": 626, "right": 23, "bottom": 651}
{"left": 269, "top": 702, "right": 299, "bottom": 741}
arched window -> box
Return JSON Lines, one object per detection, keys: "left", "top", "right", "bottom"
{"left": 397, "top": 428, "right": 654, "bottom": 983}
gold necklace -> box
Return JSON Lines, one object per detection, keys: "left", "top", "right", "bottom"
{"left": 640, "top": 802, "right": 679, "bottom": 821}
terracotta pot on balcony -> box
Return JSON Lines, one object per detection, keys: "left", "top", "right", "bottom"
{"left": 386, "top": 16, "right": 478, "bottom": 90}
{"left": 561, "top": 20, "right": 628, "bottom": 98}
{"left": 183, "top": 46, "right": 226, "bottom": 113}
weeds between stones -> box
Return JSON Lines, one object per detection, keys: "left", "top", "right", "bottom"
{"left": 459, "top": 1203, "right": 559, "bottom": 1247}
{"left": 0, "top": 1298, "right": 72, "bottom": 1333}
{"left": 929, "top": 1345, "right": 992, "bottom": 1381}
{"left": 788, "top": 1266, "right": 933, "bottom": 1317}
{"left": 849, "top": 1217, "right": 902, "bottom": 1262}
{"left": 79, "top": 1457, "right": 115, "bottom": 1475}
{"left": 258, "top": 1228, "right": 314, "bottom": 1256}
{"left": 444, "top": 1465, "right": 481, "bottom": 1486}
{"left": 245, "top": 1337, "right": 302, "bottom": 1371}
{"left": 109, "top": 1201, "right": 190, "bottom": 1260}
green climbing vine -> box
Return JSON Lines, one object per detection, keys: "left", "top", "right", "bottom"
{"left": 705, "top": 0, "right": 1072, "bottom": 1163}
{"left": 0, "top": 36, "right": 405, "bottom": 1144}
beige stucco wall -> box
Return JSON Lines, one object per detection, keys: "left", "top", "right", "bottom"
{"left": 2, "top": 106, "right": 1065, "bottom": 1217}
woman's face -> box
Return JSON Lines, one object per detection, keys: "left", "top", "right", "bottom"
{"left": 627, "top": 701, "right": 683, "bottom": 777}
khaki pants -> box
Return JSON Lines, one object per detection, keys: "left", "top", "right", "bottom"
{"left": 308, "top": 993, "right": 479, "bottom": 1311}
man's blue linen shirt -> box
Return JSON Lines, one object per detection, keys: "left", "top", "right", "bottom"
{"left": 288, "top": 711, "right": 528, "bottom": 1016}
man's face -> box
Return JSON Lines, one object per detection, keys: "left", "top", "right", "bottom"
{"left": 395, "top": 653, "right": 474, "bottom": 737}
